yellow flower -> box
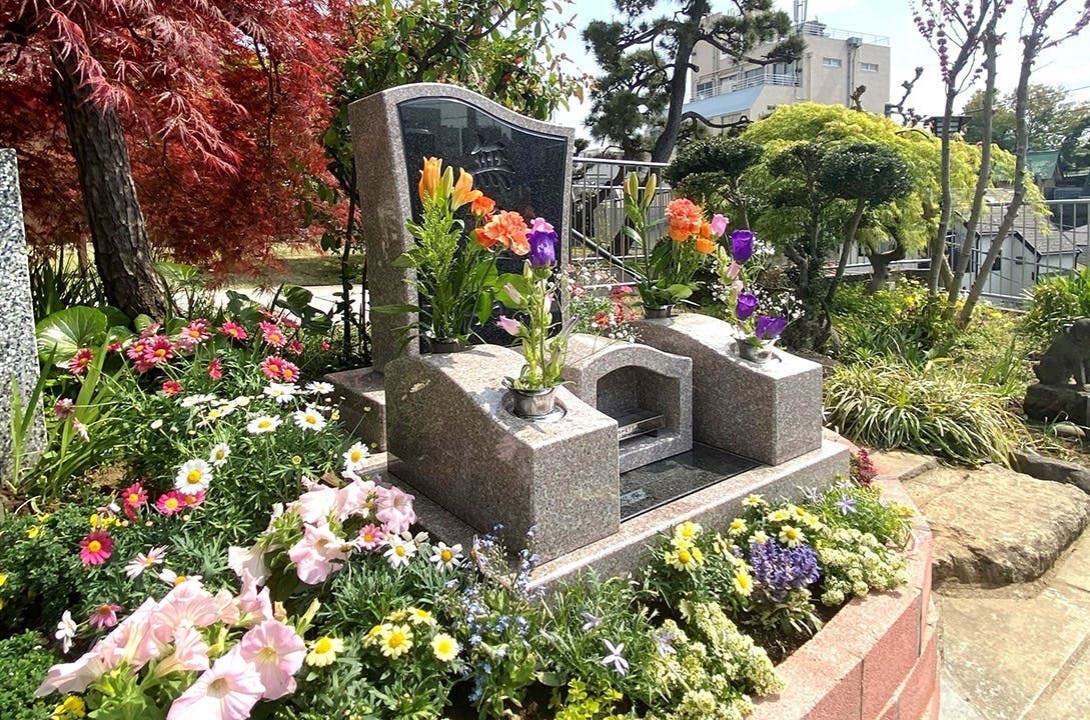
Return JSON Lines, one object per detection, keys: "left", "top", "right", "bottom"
{"left": 766, "top": 509, "right": 791, "bottom": 523}
{"left": 733, "top": 570, "right": 754, "bottom": 597}
{"left": 750, "top": 531, "right": 769, "bottom": 545}
{"left": 670, "top": 534, "right": 693, "bottom": 551}
{"left": 387, "top": 608, "right": 408, "bottom": 623}
{"left": 305, "top": 636, "right": 344, "bottom": 667}
{"left": 88, "top": 513, "right": 119, "bottom": 530}
{"left": 417, "top": 156, "right": 443, "bottom": 203}
{"left": 367, "top": 624, "right": 384, "bottom": 641}
{"left": 674, "top": 521, "right": 702, "bottom": 543}
{"left": 664, "top": 545, "right": 704, "bottom": 573}
{"left": 379, "top": 623, "right": 414, "bottom": 659}
{"left": 742, "top": 494, "right": 764, "bottom": 508}
{"left": 450, "top": 169, "right": 483, "bottom": 210}
{"left": 291, "top": 455, "right": 302, "bottom": 465}
{"left": 728, "top": 518, "right": 748, "bottom": 536}
{"left": 52, "top": 695, "right": 86, "bottom": 719}
{"left": 0, "top": 573, "right": 7, "bottom": 587}
{"left": 779, "top": 525, "right": 805, "bottom": 548}
{"left": 407, "top": 606, "right": 436, "bottom": 626}
{"left": 431, "top": 632, "right": 460, "bottom": 662}
{"left": 790, "top": 505, "right": 808, "bottom": 519}
{"left": 26, "top": 525, "right": 41, "bottom": 539}
{"left": 36, "top": 512, "right": 52, "bottom": 523}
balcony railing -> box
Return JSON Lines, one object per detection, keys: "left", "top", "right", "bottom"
{"left": 731, "top": 73, "right": 799, "bottom": 92}
{"left": 797, "top": 23, "right": 890, "bottom": 46}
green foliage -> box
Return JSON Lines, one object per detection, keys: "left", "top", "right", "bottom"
{"left": 28, "top": 253, "right": 107, "bottom": 323}
{"left": 1022, "top": 267, "right": 1090, "bottom": 349}
{"left": 0, "top": 632, "right": 55, "bottom": 720}
{"left": 664, "top": 137, "right": 762, "bottom": 217}
{"left": 824, "top": 361, "right": 1024, "bottom": 465}
{"left": 816, "top": 142, "right": 913, "bottom": 206}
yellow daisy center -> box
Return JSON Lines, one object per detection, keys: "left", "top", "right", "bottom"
{"left": 440, "top": 549, "right": 453, "bottom": 562}
{"left": 87, "top": 540, "right": 102, "bottom": 554}
{"left": 314, "top": 637, "right": 333, "bottom": 654}
{"left": 165, "top": 498, "right": 179, "bottom": 510}
{"left": 186, "top": 470, "right": 203, "bottom": 484}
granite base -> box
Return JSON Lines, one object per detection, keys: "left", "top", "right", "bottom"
{"left": 325, "top": 366, "right": 388, "bottom": 451}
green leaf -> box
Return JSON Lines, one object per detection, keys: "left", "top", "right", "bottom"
{"left": 35, "top": 306, "right": 107, "bottom": 361}
{"left": 133, "top": 314, "right": 154, "bottom": 332}
{"left": 666, "top": 284, "right": 694, "bottom": 300}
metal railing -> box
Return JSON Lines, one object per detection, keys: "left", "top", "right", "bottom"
{"left": 797, "top": 23, "right": 890, "bottom": 46}
{"left": 730, "top": 73, "right": 800, "bottom": 92}
{"left": 568, "top": 157, "right": 1090, "bottom": 308}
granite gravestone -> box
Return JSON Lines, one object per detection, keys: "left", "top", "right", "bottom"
{"left": 0, "top": 150, "right": 45, "bottom": 480}
{"left": 348, "top": 83, "right": 574, "bottom": 371}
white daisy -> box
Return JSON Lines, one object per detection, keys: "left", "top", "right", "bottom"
{"left": 124, "top": 545, "right": 168, "bottom": 579}
{"left": 179, "top": 393, "right": 218, "bottom": 408}
{"left": 429, "top": 542, "right": 463, "bottom": 572}
{"left": 263, "top": 383, "right": 298, "bottom": 405}
{"left": 247, "top": 415, "right": 282, "bottom": 434}
{"left": 343, "top": 442, "right": 369, "bottom": 472}
{"left": 174, "top": 459, "right": 212, "bottom": 495}
{"left": 293, "top": 406, "right": 327, "bottom": 432}
{"left": 208, "top": 443, "right": 231, "bottom": 467}
{"left": 158, "top": 568, "right": 203, "bottom": 588}
{"left": 306, "top": 381, "right": 335, "bottom": 395}
{"left": 383, "top": 536, "right": 417, "bottom": 569}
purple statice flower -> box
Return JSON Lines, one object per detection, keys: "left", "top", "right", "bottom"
{"left": 528, "top": 217, "right": 557, "bottom": 268}
{"left": 749, "top": 538, "right": 821, "bottom": 602}
{"left": 755, "top": 315, "right": 788, "bottom": 341}
{"left": 735, "top": 292, "right": 758, "bottom": 321}
{"left": 836, "top": 495, "right": 857, "bottom": 516}
{"left": 730, "top": 229, "right": 755, "bottom": 263}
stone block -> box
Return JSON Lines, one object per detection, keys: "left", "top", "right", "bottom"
{"left": 562, "top": 333, "right": 692, "bottom": 472}
{"left": 1023, "top": 382, "right": 1090, "bottom": 425}
{"left": 348, "top": 84, "right": 573, "bottom": 370}
{"left": 634, "top": 313, "right": 822, "bottom": 465}
{"left": 384, "top": 344, "right": 618, "bottom": 561}
{"left": 0, "top": 149, "right": 44, "bottom": 482}
{"left": 324, "top": 367, "right": 387, "bottom": 451}
{"left": 1012, "top": 450, "right": 1090, "bottom": 495}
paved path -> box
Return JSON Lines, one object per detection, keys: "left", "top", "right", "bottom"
{"left": 930, "top": 493, "right": 1090, "bottom": 719}
{"left": 214, "top": 285, "right": 366, "bottom": 317}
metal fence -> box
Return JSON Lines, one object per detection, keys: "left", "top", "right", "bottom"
{"left": 568, "top": 156, "right": 1090, "bottom": 308}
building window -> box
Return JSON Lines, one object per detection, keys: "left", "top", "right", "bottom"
{"left": 861, "top": 62, "right": 879, "bottom": 72}
{"left": 696, "top": 81, "right": 714, "bottom": 99}
{"left": 822, "top": 57, "right": 843, "bottom": 68}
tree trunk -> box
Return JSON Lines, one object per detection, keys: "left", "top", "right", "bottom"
{"left": 866, "top": 243, "right": 907, "bottom": 293}
{"left": 948, "top": 26, "right": 999, "bottom": 307}
{"left": 52, "top": 49, "right": 166, "bottom": 320}
{"left": 927, "top": 89, "right": 957, "bottom": 293}
{"left": 824, "top": 197, "right": 866, "bottom": 307}
{"left": 649, "top": 0, "right": 708, "bottom": 164}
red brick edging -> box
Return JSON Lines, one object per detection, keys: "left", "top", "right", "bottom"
{"left": 749, "top": 465, "right": 940, "bottom": 720}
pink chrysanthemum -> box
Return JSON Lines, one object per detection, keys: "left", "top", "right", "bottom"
{"left": 161, "top": 380, "right": 182, "bottom": 396}
{"left": 156, "top": 491, "right": 186, "bottom": 516}
{"left": 178, "top": 319, "right": 211, "bottom": 345}
{"left": 53, "top": 398, "right": 74, "bottom": 420}
{"left": 259, "top": 321, "right": 287, "bottom": 348}
{"left": 142, "top": 336, "right": 174, "bottom": 368}
{"left": 287, "top": 339, "right": 304, "bottom": 356}
{"left": 357, "top": 524, "right": 386, "bottom": 551}
{"left": 121, "top": 482, "right": 148, "bottom": 520}
{"left": 79, "top": 530, "right": 114, "bottom": 566}
{"left": 279, "top": 360, "right": 300, "bottom": 383}
{"left": 220, "top": 321, "right": 248, "bottom": 341}
{"left": 89, "top": 603, "right": 122, "bottom": 630}
{"left": 67, "top": 348, "right": 93, "bottom": 376}
{"left": 208, "top": 358, "right": 223, "bottom": 380}
{"left": 260, "top": 355, "right": 285, "bottom": 380}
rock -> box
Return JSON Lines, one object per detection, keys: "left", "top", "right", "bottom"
{"left": 1053, "top": 421, "right": 1086, "bottom": 439}
{"left": 1023, "top": 383, "right": 1090, "bottom": 425}
{"left": 904, "top": 464, "right": 1090, "bottom": 587}
{"left": 1012, "top": 451, "right": 1090, "bottom": 496}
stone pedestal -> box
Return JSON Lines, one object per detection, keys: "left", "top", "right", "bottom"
{"left": 1023, "top": 382, "right": 1090, "bottom": 425}
{"left": 0, "top": 150, "right": 44, "bottom": 481}
{"left": 384, "top": 345, "right": 619, "bottom": 561}
{"left": 635, "top": 314, "right": 823, "bottom": 466}
{"left": 563, "top": 334, "right": 692, "bottom": 472}
{"left": 324, "top": 367, "right": 387, "bottom": 451}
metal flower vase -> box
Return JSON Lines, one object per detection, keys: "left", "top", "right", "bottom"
{"left": 736, "top": 339, "right": 775, "bottom": 364}
{"left": 643, "top": 304, "right": 674, "bottom": 319}
{"left": 508, "top": 386, "right": 558, "bottom": 420}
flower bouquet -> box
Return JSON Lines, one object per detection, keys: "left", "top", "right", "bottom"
{"left": 715, "top": 229, "right": 788, "bottom": 362}
{"left": 382, "top": 157, "right": 500, "bottom": 351}
{"left": 485, "top": 215, "right": 573, "bottom": 418}
{"left": 621, "top": 172, "right": 724, "bottom": 315}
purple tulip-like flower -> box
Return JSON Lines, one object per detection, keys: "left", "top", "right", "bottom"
{"left": 730, "top": 229, "right": 755, "bottom": 263}
{"left": 528, "top": 217, "right": 557, "bottom": 268}
{"left": 497, "top": 315, "right": 523, "bottom": 337}
{"left": 735, "top": 292, "right": 758, "bottom": 321}
{"left": 755, "top": 315, "right": 787, "bottom": 341}
{"left": 711, "top": 213, "right": 729, "bottom": 236}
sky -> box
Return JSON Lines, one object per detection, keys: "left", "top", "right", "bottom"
{"left": 548, "top": 0, "right": 1090, "bottom": 137}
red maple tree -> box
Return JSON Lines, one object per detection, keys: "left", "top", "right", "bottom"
{"left": 1, "top": 1, "right": 353, "bottom": 316}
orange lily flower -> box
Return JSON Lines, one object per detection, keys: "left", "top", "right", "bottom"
{"left": 451, "top": 169, "right": 484, "bottom": 210}
{"left": 417, "top": 157, "right": 443, "bottom": 204}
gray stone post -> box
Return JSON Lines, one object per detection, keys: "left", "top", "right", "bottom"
{"left": 0, "top": 149, "right": 45, "bottom": 481}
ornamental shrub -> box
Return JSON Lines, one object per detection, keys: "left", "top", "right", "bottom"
{"left": 0, "top": 632, "right": 55, "bottom": 720}
{"left": 824, "top": 361, "right": 1024, "bottom": 465}
{"left": 1022, "top": 267, "right": 1090, "bottom": 349}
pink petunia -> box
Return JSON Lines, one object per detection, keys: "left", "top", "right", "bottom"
{"left": 287, "top": 523, "right": 350, "bottom": 584}
{"left": 161, "top": 380, "right": 183, "bottom": 396}
{"left": 336, "top": 478, "right": 378, "bottom": 521}
{"left": 292, "top": 483, "right": 339, "bottom": 525}
{"left": 67, "top": 348, "right": 93, "bottom": 376}
{"left": 208, "top": 358, "right": 223, "bottom": 380}
{"left": 34, "top": 649, "right": 117, "bottom": 697}
{"left": 88, "top": 603, "right": 122, "bottom": 630}
{"left": 155, "top": 625, "right": 211, "bottom": 676}
{"left": 259, "top": 321, "right": 287, "bottom": 348}
{"left": 376, "top": 486, "right": 417, "bottom": 535}
{"left": 166, "top": 647, "right": 265, "bottom": 720}
{"left": 236, "top": 570, "right": 273, "bottom": 625}
{"left": 79, "top": 530, "right": 114, "bottom": 566}
{"left": 152, "top": 582, "right": 229, "bottom": 646}
{"left": 220, "top": 321, "right": 248, "bottom": 341}
{"left": 238, "top": 619, "right": 306, "bottom": 699}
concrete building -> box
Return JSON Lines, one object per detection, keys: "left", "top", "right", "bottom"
{"left": 683, "top": 19, "right": 891, "bottom": 128}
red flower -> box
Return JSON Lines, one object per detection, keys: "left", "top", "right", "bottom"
{"left": 208, "top": 358, "right": 223, "bottom": 380}
{"left": 79, "top": 530, "right": 114, "bottom": 565}
{"left": 161, "top": 380, "right": 182, "bottom": 396}
{"left": 156, "top": 490, "right": 185, "bottom": 516}
{"left": 260, "top": 355, "right": 286, "bottom": 380}
{"left": 593, "top": 312, "right": 611, "bottom": 329}
{"left": 287, "top": 339, "right": 304, "bottom": 356}
{"left": 142, "top": 336, "right": 174, "bottom": 368}
{"left": 279, "top": 360, "right": 301, "bottom": 383}
{"left": 121, "top": 482, "right": 148, "bottom": 520}
{"left": 220, "top": 321, "right": 248, "bottom": 341}
{"left": 259, "top": 321, "right": 287, "bottom": 348}
{"left": 67, "top": 348, "right": 93, "bottom": 376}
{"left": 321, "top": 340, "right": 331, "bottom": 351}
